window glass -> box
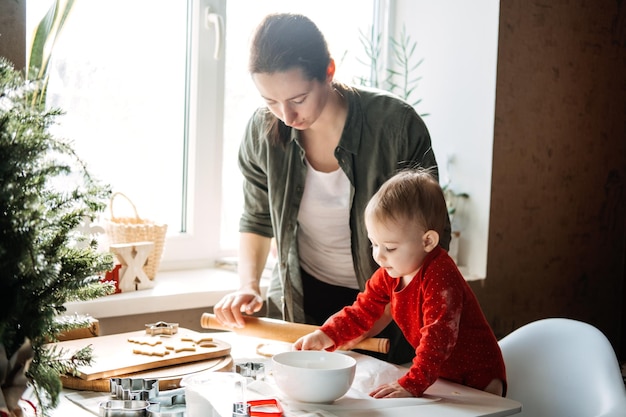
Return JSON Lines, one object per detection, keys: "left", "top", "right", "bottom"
{"left": 28, "top": 0, "right": 188, "bottom": 231}
{"left": 27, "top": 0, "right": 375, "bottom": 268}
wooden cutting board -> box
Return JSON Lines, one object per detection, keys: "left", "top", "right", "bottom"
{"left": 60, "top": 354, "right": 234, "bottom": 391}
{"left": 47, "top": 328, "right": 231, "bottom": 382}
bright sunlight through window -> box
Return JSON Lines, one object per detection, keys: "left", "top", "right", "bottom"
{"left": 27, "top": 0, "right": 375, "bottom": 270}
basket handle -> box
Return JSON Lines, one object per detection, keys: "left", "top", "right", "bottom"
{"left": 109, "top": 192, "right": 141, "bottom": 221}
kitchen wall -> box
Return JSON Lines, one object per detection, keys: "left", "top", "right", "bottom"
{"left": 470, "top": 0, "right": 626, "bottom": 358}
{"left": 2, "top": 0, "right": 625, "bottom": 357}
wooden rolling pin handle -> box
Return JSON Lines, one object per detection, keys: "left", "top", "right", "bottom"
{"left": 201, "top": 313, "right": 390, "bottom": 354}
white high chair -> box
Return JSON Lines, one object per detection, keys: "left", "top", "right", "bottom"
{"left": 498, "top": 318, "right": 626, "bottom": 417}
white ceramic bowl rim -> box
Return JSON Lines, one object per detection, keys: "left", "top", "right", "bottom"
{"left": 272, "top": 350, "right": 356, "bottom": 370}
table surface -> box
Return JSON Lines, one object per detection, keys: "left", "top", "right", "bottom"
{"left": 47, "top": 331, "right": 521, "bottom": 417}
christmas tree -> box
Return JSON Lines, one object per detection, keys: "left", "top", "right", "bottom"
{"left": 0, "top": 57, "right": 114, "bottom": 416}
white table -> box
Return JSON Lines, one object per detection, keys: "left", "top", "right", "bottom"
{"left": 48, "top": 332, "right": 521, "bottom": 417}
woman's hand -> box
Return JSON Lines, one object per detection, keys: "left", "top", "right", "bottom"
{"left": 293, "top": 330, "right": 334, "bottom": 351}
{"left": 216, "top": 233, "right": 270, "bottom": 327}
{"left": 369, "top": 381, "right": 413, "bottom": 398}
{"left": 213, "top": 290, "right": 263, "bottom": 328}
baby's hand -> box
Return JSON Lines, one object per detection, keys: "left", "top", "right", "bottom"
{"left": 335, "top": 333, "right": 366, "bottom": 351}
{"left": 369, "top": 381, "right": 412, "bottom": 398}
{"left": 293, "top": 330, "right": 334, "bottom": 351}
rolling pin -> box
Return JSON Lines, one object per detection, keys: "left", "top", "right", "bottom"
{"left": 200, "top": 313, "right": 390, "bottom": 354}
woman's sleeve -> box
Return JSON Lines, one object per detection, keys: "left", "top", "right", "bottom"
{"left": 238, "top": 111, "right": 273, "bottom": 238}
{"left": 402, "top": 108, "right": 439, "bottom": 174}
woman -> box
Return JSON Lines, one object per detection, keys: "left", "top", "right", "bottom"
{"left": 213, "top": 12, "right": 450, "bottom": 364}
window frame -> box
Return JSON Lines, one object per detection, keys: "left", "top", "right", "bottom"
{"left": 158, "top": 0, "right": 227, "bottom": 270}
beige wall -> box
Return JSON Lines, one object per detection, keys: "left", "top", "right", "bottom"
{"left": 470, "top": 0, "right": 626, "bottom": 358}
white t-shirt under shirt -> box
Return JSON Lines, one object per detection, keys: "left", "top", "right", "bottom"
{"left": 297, "top": 160, "right": 359, "bottom": 289}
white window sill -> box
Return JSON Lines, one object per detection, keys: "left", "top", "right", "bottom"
{"left": 63, "top": 267, "right": 270, "bottom": 319}
{"left": 63, "top": 261, "right": 481, "bottom": 321}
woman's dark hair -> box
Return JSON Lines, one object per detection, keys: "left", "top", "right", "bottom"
{"left": 249, "top": 13, "right": 330, "bottom": 81}
{"left": 249, "top": 13, "right": 332, "bottom": 146}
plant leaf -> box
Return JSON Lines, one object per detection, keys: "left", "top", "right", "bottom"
{"left": 27, "top": 0, "right": 77, "bottom": 107}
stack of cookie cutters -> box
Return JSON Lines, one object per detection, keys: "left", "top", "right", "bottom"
{"left": 99, "top": 377, "right": 186, "bottom": 417}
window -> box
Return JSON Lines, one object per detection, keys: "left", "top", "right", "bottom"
{"left": 27, "top": 0, "right": 375, "bottom": 271}
{"left": 28, "top": 1, "right": 498, "bottom": 280}
{"left": 27, "top": 0, "right": 215, "bottom": 269}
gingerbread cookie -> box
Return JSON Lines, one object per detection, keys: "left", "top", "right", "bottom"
{"left": 164, "top": 341, "right": 197, "bottom": 353}
{"left": 132, "top": 345, "right": 170, "bottom": 357}
{"left": 180, "top": 334, "right": 213, "bottom": 344}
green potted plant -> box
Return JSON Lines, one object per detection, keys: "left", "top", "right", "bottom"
{"left": 0, "top": 55, "right": 114, "bottom": 416}
{"left": 442, "top": 181, "right": 469, "bottom": 228}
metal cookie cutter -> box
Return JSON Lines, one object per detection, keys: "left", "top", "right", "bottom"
{"left": 110, "top": 378, "right": 159, "bottom": 401}
{"left": 149, "top": 388, "right": 186, "bottom": 408}
{"left": 146, "top": 402, "right": 186, "bottom": 417}
{"left": 98, "top": 400, "right": 150, "bottom": 417}
{"left": 146, "top": 389, "right": 186, "bottom": 417}
{"left": 232, "top": 399, "right": 283, "bottom": 417}
{"left": 108, "top": 378, "right": 187, "bottom": 417}
{"left": 235, "top": 361, "right": 266, "bottom": 381}
{"left": 145, "top": 321, "right": 179, "bottom": 336}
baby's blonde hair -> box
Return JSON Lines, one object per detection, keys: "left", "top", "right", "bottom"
{"left": 365, "top": 169, "right": 448, "bottom": 238}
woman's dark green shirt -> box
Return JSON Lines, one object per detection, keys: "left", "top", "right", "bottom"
{"left": 238, "top": 85, "right": 448, "bottom": 323}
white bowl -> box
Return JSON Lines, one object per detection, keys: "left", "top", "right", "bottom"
{"left": 271, "top": 350, "right": 356, "bottom": 403}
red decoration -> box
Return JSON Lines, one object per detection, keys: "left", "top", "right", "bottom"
{"left": 101, "top": 264, "right": 122, "bottom": 294}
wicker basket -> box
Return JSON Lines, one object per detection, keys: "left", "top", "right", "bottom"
{"left": 104, "top": 192, "right": 167, "bottom": 280}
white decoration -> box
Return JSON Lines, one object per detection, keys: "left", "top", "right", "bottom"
{"left": 110, "top": 242, "right": 155, "bottom": 292}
